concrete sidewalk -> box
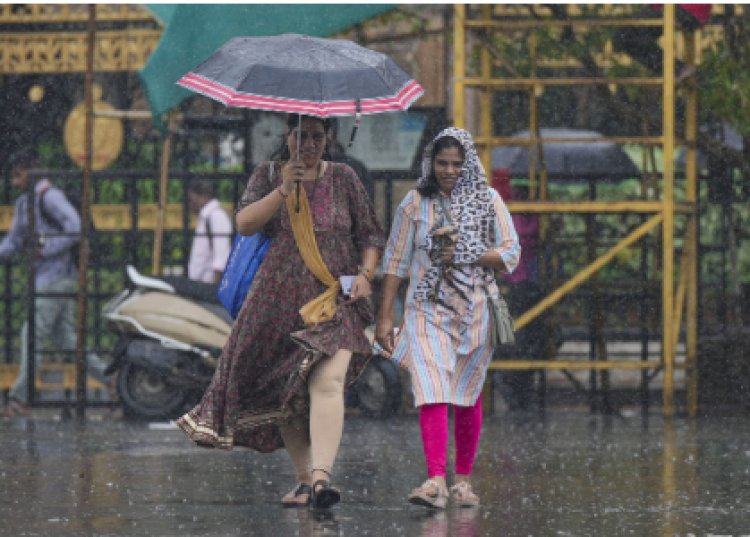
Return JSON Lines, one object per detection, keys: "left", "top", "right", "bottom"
{"left": 1, "top": 407, "right": 749, "bottom": 537}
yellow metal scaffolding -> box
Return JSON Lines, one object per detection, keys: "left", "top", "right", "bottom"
{"left": 453, "top": 5, "right": 699, "bottom": 416}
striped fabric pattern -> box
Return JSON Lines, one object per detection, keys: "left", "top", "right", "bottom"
{"left": 382, "top": 189, "right": 520, "bottom": 407}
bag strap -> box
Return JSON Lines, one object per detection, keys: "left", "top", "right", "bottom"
{"left": 204, "top": 212, "right": 213, "bottom": 252}
{"left": 38, "top": 185, "right": 63, "bottom": 231}
{"left": 438, "top": 196, "right": 453, "bottom": 226}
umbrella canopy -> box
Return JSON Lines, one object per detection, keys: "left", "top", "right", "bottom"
{"left": 177, "top": 34, "right": 424, "bottom": 117}
{"left": 492, "top": 128, "right": 641, "bottom": 181}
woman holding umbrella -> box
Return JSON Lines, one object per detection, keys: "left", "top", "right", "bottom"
{"left": 177, "top": 113, "right": 385, "bottom": 509}
{"left": 375, "top": 128, "right": 520, "bottom": 509}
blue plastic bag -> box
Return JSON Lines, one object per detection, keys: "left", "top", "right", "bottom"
{"left": 217, "top": 232, "right": 271, "bottom": 318}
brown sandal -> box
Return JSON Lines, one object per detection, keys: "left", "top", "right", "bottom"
{"left": 281, "top": 483, "right": 312, "bottom": 507}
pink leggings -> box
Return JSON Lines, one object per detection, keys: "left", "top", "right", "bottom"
{"left": 419, "top": 394, "right": 483, "bottom": 477}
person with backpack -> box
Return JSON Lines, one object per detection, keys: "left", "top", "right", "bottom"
{"left": 0, "top": 149, "right": 113, "bottom": 417}
{"left": 186, "top": 179, "right": 233, "bottom": 284}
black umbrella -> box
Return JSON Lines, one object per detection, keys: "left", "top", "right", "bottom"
{"left": 492, "top": 128, "right": 641, "bottom": 181}
{"left": 676, "top": 122, "right": 742, "bottom": 171}
{"left": 178, "top": 34, "right": 424, "bottom": 209}
{"left": 179, "top": 34, "right": 423, "bottom": 118}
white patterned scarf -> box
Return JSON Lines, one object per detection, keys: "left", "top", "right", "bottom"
{"left": 413, "top": 128, "right": 497, "bottom": 309}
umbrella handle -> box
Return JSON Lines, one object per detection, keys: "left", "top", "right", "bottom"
{"left": 295, "top": 114, "right": 301, "bottom": 213}
{"left": 347, "top": 98, "right": 362, "bottom": 148}
{"left": 295, "top": 179, "right": 301, "bottom": 213}
{"left": 296, "top": 114, "right": 301, "bottom": 161}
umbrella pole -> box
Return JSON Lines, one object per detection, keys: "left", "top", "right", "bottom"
{"left": 295, "top": 115, "right": 301, "bottom": 213}
{"left": 347, "top": 98, "right": 362, "bottom": 148}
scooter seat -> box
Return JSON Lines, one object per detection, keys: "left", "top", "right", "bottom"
{"left": 161, "top": 276, "right": 221, "bottom": 305}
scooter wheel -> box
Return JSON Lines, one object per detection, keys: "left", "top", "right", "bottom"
{"left": 118, "top": 361, "right": 189, "bottom": 421}
{"left": 354, "top": 355, "right": 402, "bottom": 419}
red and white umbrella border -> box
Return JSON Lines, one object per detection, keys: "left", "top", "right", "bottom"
{"left": 178, "top": 72, "right": 424, "bottom": 118}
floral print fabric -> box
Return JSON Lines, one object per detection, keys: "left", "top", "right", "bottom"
{"left": 177, "top": 161, "right": 385, "bottom": 452}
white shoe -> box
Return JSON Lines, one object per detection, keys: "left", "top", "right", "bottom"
{"left": 408, "top": 478, "right": 448, "bottom": 509}
{"left": 449, "top": 481, "right": 480, "bottom": 507}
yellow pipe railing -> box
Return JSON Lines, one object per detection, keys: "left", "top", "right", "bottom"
{"left": 514, "top": 213, "right": 663, "bottom": 330}
{"left": 479, "top": 4, "right": 492, "bottom": 175}
{"left": 464, "top": 18, "right": 665, "bottom": 30}
{"left": 661, "top": 4, "right": 676, "bottom": 416}
{"left": 0, "top": 203, "right": 235, "bottom": 232}
{"left": 473, "top": 135, "right": 666, "bottom": 145}
{"left": 489, "top": 360, "right": 661, "bottom": 371}
{"left": 452, "top": 4, "right": 466, "bottom": 129}
{"left": 506, "top": 201, "right": 695, "bottom": 214}
{"left": 462, "top": 76, "right": 665, "bottom": 87}
{"left": 684, "top": 30, "right": 699, "bottom": 417}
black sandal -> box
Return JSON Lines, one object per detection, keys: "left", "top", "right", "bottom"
{"left": 311, "top": 470, "right": 341, "bottom": 509}
{"left": 281, "top": 483, "right": 312, "bottom": 507}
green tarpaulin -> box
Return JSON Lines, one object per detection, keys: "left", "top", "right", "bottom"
{"left": 140, "top": 4, "right": 395, "bottom": 128}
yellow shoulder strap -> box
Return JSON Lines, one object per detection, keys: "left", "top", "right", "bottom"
{"left": 286, "top": 186, "right": 340, "bottom": 325}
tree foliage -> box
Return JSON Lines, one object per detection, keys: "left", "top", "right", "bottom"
{"left": 699, "top": 7, "right": 750, "bottom": 167}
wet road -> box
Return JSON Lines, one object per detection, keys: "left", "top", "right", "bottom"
{"left": 2, "top": 409, "right": 750, "bottom": 537}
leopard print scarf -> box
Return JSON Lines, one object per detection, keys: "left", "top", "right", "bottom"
{"left": 413, "top": 128, "right": 496, "bottom": 307}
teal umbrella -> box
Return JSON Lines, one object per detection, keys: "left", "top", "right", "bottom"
{"left": 140, "top": 4, "right": 396, "bottom": 128}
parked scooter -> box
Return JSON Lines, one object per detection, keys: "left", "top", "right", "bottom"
{"left": 103, "top": 266, "right": 401, "bottom": 420}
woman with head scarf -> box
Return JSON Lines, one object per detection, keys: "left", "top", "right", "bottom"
{"left": 375, "top": 128, "right": 520, "bottom": 509}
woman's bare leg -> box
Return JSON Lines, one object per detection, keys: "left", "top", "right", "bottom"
{"left": 308, "top": 348, "right": 352, "bottom": 485}
{"left": 278, "top": 417, "right": 313, "bottom": 504}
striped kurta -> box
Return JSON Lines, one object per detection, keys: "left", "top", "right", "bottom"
{"left": 382, "top": 189, "right": 520, "bottom": 407}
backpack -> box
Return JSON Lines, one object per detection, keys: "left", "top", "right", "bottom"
{"left": 39, "top": 185, "right": 97, "bottom": 267}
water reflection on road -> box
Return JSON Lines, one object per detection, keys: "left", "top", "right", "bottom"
{"left": 1, "top": 410, "right": 749, "bottom": 536}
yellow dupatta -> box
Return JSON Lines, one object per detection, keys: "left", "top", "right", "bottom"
{"left": 286, "top": 174, "right": 341, "bottom": 326}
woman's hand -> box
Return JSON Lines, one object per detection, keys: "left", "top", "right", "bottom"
{"left": 477, "top": 250, "right": 507, "bottom": 272}
{"left": 437, "top": 243, "right": 455, "bottom": 264}
{"left": 375, "top": 316, "right": 395, "bottom": 358}
{"left": 432, "top": 225, "right": 457, "bottom": 265}
{"left": 280, "top": 159, "right": 305, "bottom": 196}
{"left": 346, "top": 273, "right": 371, "bottom": 302}
{"left": 376, "top": 274, "right": 401, "bottom": 358}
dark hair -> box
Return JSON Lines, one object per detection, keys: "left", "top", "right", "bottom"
{"left": 416, "top": 136, "right": 465, "bottom": 197}
{"left": 10, "top": 148, "right": 40, "bottom": 171}
{"left": 187, "top": 179, "right": 216, "bottom": 197}
{"left": 328, "top": 117, "right": 340, "bottom": 135}
{"left": 269, "top": 114, "right": 333, "bottom": 162}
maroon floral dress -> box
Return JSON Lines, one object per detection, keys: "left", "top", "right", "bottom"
{"left": 176, "top": 161, "right": 385, "bottom": 453}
